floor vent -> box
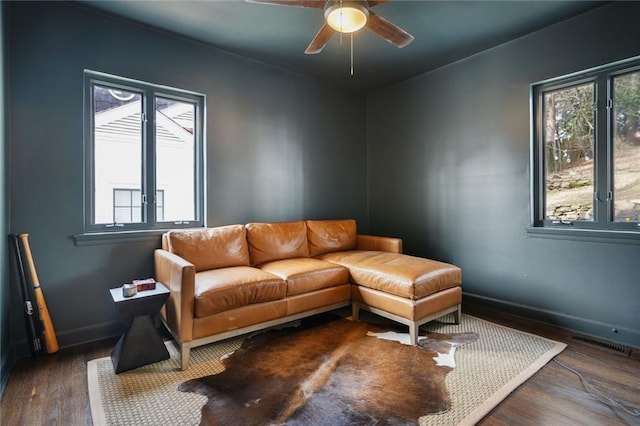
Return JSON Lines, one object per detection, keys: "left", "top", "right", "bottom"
{"left": 571, "top": 335, "right": 631, "bottom": 356}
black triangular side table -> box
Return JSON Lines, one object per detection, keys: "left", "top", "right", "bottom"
{"left": 109, "top": 283, "right": 170, "bottom": 374}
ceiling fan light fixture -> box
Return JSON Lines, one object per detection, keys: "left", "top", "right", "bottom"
{"left": 325, "top": 1, "right": 369, "bottom": 34}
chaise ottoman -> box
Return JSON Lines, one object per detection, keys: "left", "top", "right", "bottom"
{"left": 317, "top": 250, "right": 462, "bottom": 344}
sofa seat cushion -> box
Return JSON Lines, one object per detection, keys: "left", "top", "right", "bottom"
{"left": 259, "top": 258, "right": 350, "bottom": 296}
{"left": 194, "top": 266, "right": 286, "bottom": 317}
{"left": 317, "top": 251, "right": 461, "bottom": 300}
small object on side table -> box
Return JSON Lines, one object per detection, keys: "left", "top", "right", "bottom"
{"left": 133, "top": 277, "right": 156, "bottom": 291}
{"left": 122, "top": 283, "right": 137, "bottom": 297}
{"left": 109, "top": 282, "right": 170, "bottom": 374}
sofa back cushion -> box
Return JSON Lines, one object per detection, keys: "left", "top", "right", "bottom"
{"left": 246, "top": 221, "right": 309, "bottom": 265}
{"left": 306, "top": 219, "right": 357, "bottom": 257}
{"left": 166, "top": 225, "right": 250, "bottom": 272}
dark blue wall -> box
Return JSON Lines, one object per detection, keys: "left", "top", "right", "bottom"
{"left": 4, "top": 1, "right": 367, "bottom": 355}
{"left": 367, "top": 2, "right": 640, "bottom": 347}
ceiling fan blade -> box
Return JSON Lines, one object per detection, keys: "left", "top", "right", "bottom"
{"left": 245, "top": 0, "right": 325, "bottom": 8}
{"left": 366, "top": 11, "right": 414, "bottom": 48}
{"left": 305, "top": 23, "right": 335, "bottom": 54}
{"left": 367, "top": 0, "right": 390, "bottom": 7}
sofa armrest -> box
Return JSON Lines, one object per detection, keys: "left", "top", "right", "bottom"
{"left": 154, "top": 249, "right": 196, "bottom": 343}
{"left": 356, "top": 235, "right": 403, "bottom": 254}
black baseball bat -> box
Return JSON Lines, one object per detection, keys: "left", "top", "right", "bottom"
{"left": 10, "top": 234, "right": 44, "bottom": 356}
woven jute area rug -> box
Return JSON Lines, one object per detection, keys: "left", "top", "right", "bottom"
{"left": 88, "top": 314, "right": 565, "bottom": 425}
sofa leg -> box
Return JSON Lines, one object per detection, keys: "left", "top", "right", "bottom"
{"left": 351, "top": 302, "right": 360, "bottom": 322}
{"left": 454, "top": 304, "right": 461, "bottom": 325}
{"left": 180, "top": 344, "right": 191, "bottom": 371}
{"left": 409, "top": 323, "right": 419, "bottom": 346}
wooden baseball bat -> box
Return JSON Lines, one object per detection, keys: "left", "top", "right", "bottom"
{"left": 9, "top": 234, "right": 44, "bottom": 356}
{"left": 18, "top": 233, "right": 59, "bottom": 354}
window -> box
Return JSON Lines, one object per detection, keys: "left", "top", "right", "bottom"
{"left": 113, "top": 189, "right": 164, "bottom": 223}
{"left": 84, "top": 71, "right": 205, "bottom": 233}
{"left": 531, "top": 58, "right": 640, "bottom": 233}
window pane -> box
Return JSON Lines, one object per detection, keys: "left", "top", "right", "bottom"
{"left": 113, "top": 189, "right": 142, "bottom": 224}
{"left": 93, "top": 85, "right": 142, "bottom": 224}
{"left": 131, "top": 207, "right": 142, "bottom": 223}
{"left": 155, "top": 97, "right": 196, "bottom": 222}
{"left": 156, "top": 190, "right": 165, "bottom": 221}
{"left": 114, "top": 207, "right": 132, "bottom": 223}
{"left": 132, "top": 189, "right": 141, "bottom": 206}
{"left": 543, "top": 83, "right": 595, "bottom": 221}
{"left": 113, "top": 189, "right": 131, "bottom": 207}
{"left": 613, "top": 71, "right": 640, "bottom": 223}
{"left": 156, "top": 190, "right": 164, "bottom": 207}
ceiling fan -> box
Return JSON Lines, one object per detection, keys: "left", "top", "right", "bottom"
{"left": 246, "top": 0, "right": 414, "bottom": 54}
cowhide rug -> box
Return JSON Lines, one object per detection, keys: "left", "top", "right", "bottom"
{"left": 179, "top": 316, "right": 478, "bottom": 425}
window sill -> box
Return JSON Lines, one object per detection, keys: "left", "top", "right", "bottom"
{"left": 73, "top": 229, "right": 166, "bottom": 246}
{"left": 525, "top": 226, "right": 640, "bottom": 245}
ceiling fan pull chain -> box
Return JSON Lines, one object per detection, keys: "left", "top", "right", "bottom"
{"left": 339, "top": 0, "right": 344, "bottom": 53}
{"left": 350, "top": 33, "right": 354, "bottom": 75}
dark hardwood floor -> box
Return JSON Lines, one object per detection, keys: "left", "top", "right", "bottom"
{"left": 466, "top": 307, "right": 640, "bottom": 426}
{"left": 1, "top": 308, "right": 638, "bottom": 425}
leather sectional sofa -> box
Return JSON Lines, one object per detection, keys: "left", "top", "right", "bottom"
{"left": 155, "top": 219, "right": 462, "bottom": 370}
